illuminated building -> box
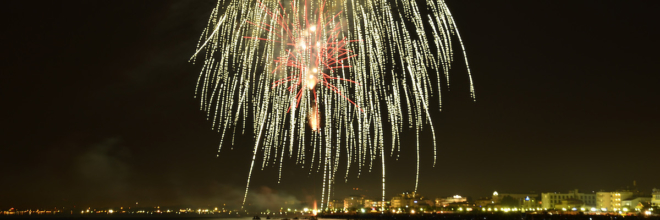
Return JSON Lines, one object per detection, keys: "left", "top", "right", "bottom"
{"left": 522, "top": 196, "right": 540, "bottom": 210}
{"left": 434, "top": 195, "right": 468, "bottom": 208}
{"left": 390, "top": 191, "right": 426, "bottom": 209}
{"left": 621, "top": 197, "right": 652, "bottom": 210}
{"left": 597, "top": 191, "right": 633, "bottom": 211}
{"left": 446, "top": 195, "right": 467, "bottom": 203}
{"left": 344, "top": 195, "right": 365, "bottom": 210}
{"left": 327, "top": 199, "right": 341, "bottom": 211}
{"left": 553, "top": 198, "right": 586, "bottom": 210}
{"left": 368, "top": 200, "right": 389, "bottom": 208}
{"left": 541, "top": 189, "right": 596, "bottom": 210}
{"left": 391, "top": 196, "right": 403, "bottom": 209}
{"left": 363, "top": 199, "right": 373, "bottom": 208}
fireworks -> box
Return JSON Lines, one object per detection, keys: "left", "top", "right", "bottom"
{"left": 192, "top": 0, "right": 474, "bottom": 210}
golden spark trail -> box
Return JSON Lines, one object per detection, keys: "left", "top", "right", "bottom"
{"left": 192, "top": 0, "right": 475, "bottom": 210}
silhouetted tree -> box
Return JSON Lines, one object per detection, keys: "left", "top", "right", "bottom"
{"left": 499, "top": 196, "right": 519, "bottom": 208}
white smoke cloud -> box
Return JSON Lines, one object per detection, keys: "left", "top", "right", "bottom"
{"left": 76, "top": 138, "right": 131, "bottom": 199}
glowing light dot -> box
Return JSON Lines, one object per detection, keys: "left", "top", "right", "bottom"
{"left": 310, "top": 26, "right": 316, "bottom": 31}
{"left": 316, "top": 42, "right": 320, "bottom": 47}
{"left": 313, "top": 68, "right": 318, "bottom": 73}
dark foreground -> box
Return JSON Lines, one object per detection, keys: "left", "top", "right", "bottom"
{"left": 320, "top": 213, "right": 660, "bottom": 220}
{"left": 0, "top": 214, "right": 659, "bottom": 220}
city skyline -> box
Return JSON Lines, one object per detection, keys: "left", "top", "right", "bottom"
{"left": 2, "top": 0, "right": 659, "bottom": 210}
{"left": 2, "top": 185, "right": 659, "bottom": 214}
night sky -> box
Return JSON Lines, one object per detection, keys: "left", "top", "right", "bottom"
{"left": 2, "top": 0, "right": 659, "bottom": 210}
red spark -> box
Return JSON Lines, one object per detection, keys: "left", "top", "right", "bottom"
{"left": 246, "top": 0, "right": 363, "bottom": 117}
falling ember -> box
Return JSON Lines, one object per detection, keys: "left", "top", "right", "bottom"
{"left": 192, "top": 0, "right": 475, "bottom": 210}
{"left": 309, "top": 106, "right": 319, "bottom": 131}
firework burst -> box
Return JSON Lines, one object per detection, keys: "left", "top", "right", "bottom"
{"left": 192, "top": 0, "right": 474, "bottom": 210}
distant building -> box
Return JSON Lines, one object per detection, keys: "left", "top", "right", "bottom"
{"left": 431, "top": 195, "right": 468, "bottom": 210}
{"left": 474, "top": 197, "right": 492, "bottom": 207}
{"left": 541, "top": 189, "right": 596, "bottom": 210}
{"left": 492, "top": 191, "right": 539, "bottom": 207}
{"left": 596, "top": 191, "right": 633, "bottom": 211}
{"left": 366, "top": 200, "right": 389, "bottom": 208}
{"left": 390, "top": 191, "right": 426, "bottom": 209}
{"left": 522, "top": 196, "right": 541, "bottom": 210}
{"left": 434, "top": 198, "right": 445, "bottom": 207}
{"left": 556, "top": 198, "right": 587, "bottom": 210}
{"left": 344, "top": 195, "right": 365, "bottom": 210}
{"left": 652, "top": 188, "right": 660, "bottom": 207}
{"left": 446, "top": 195, "right": 468, "bottom": 203}
{"left": 391, "top": 196, "right": 403, "bottom": 209}
{"left": 622, "top": 197, "right": 652, "bottom": 211}
{"left": 327, "top": 199, "right": 341, "bottom": 211}
{"left": 363, "top": 199, "right": 373, "bottom": 208}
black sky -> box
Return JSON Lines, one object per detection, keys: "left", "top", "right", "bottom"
{"left": 2, "top": 0, "right": 659, "bottom": 210}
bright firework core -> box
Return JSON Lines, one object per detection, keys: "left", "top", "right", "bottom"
{"left": 266, "top": 10, "right": 361, "bottom": 117}
{"left": 192, "top": 0, "right": 475, "bottom": 211}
